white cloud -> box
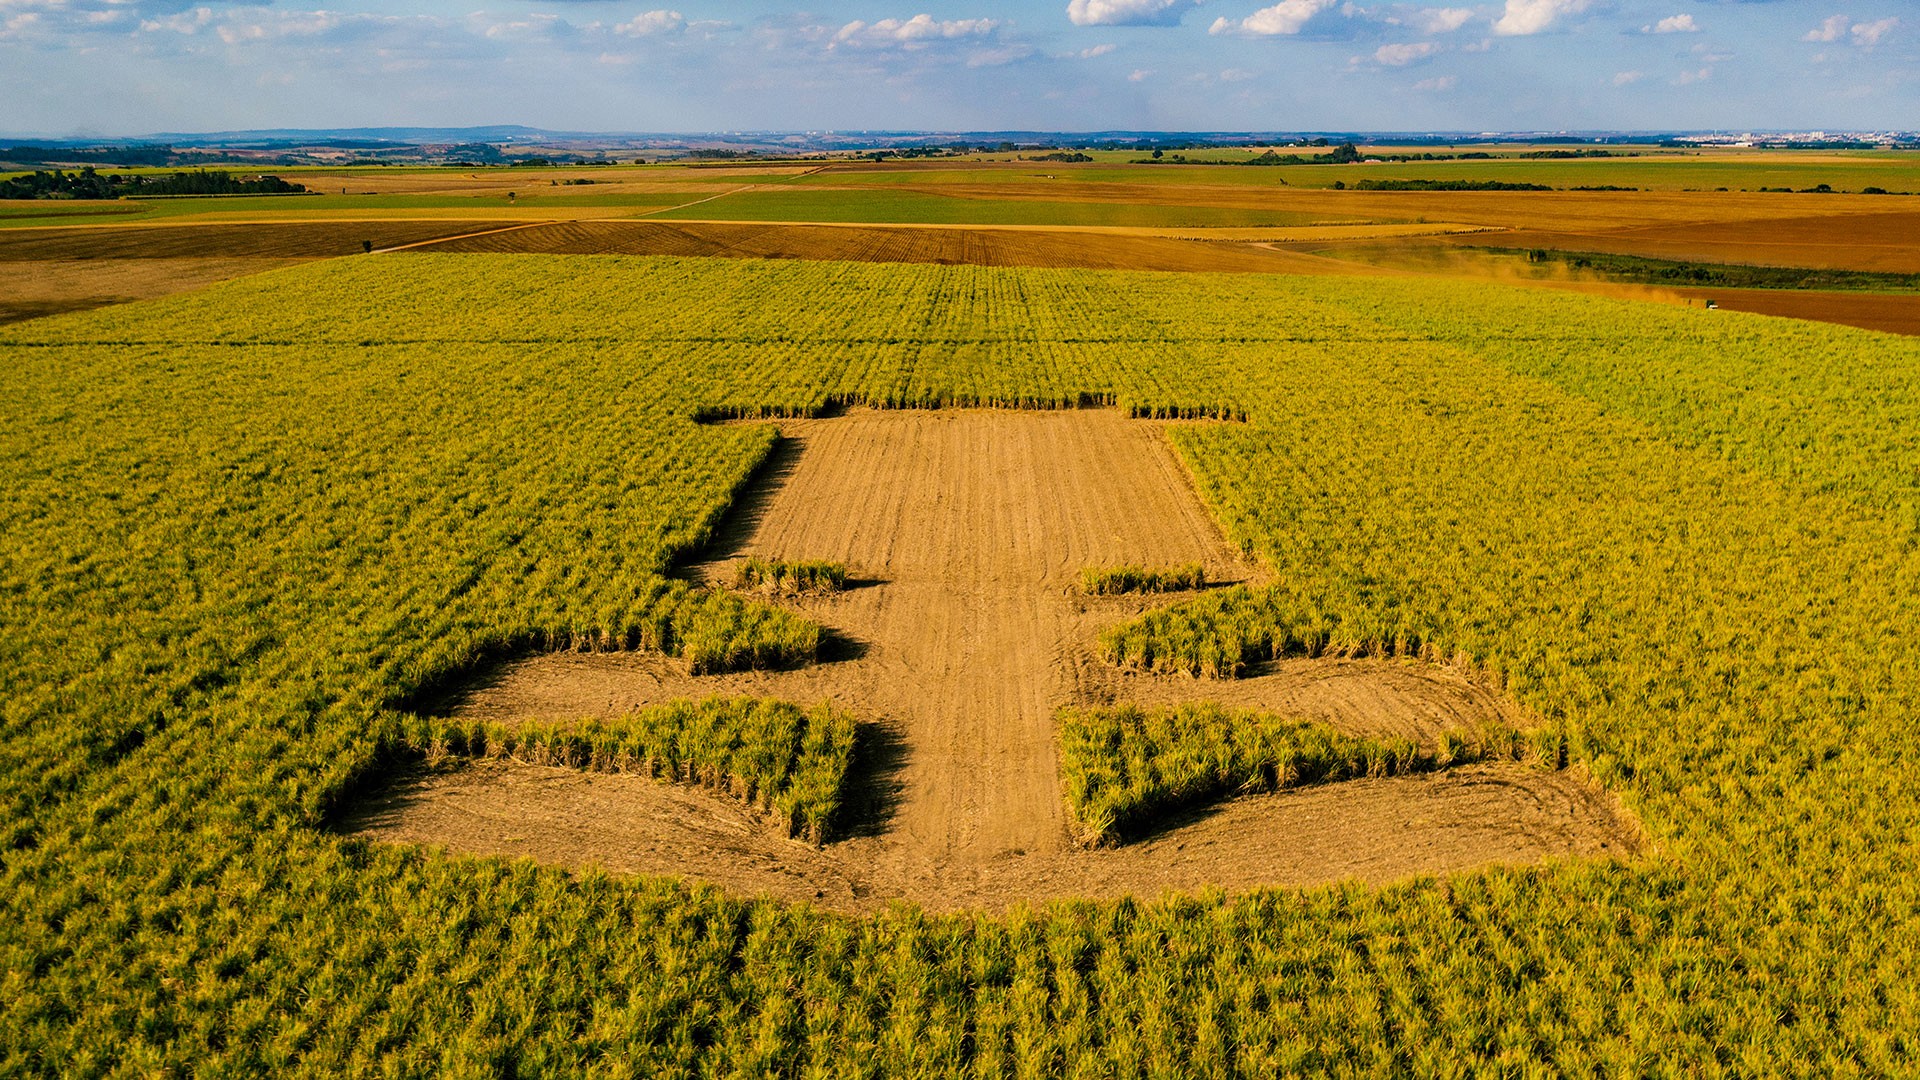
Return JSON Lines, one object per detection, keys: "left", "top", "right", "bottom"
{"left": 1404, "top": 7, "right": 1474, "bottom": 34}
{"left": 1643, "top": 14, "right": 1697, "bottom": 35}
{"left": 1673, "top": 66, "right": 1711, "bottom": 85}
{"left": 832, "top": 14, "right": 999, "bottom": 49}
{"left": 1078, "top": 42, "right": 1117, "bottom": 57}
{"left": 1850, "top": 16, "right": 1897, "bottom": 46}
{"left": 1412, "top": 74, "right": 1456, "bottom": 91}
{"left": 1803, "top": 14, "right": 1846, "bottom": 43}
{"left": 1491, "top": 0, "right": 1591, "bottom": 37}
{"left": 139, "top": 8, "right": 215, "bottom": 35}
{"left": 482, "top": 15, "right": 566, "bottom": 42}
{"left": 1373, "top": 40, "right": 1440, "bottom": 65}
{"left": 616, "top": 11, "right": 686, "bottom": 37}
{"left": 1611, "top": 69, "right": 1643, "bottom": 85}
{"left": 1066, "top": 0, "right": 1200, "bottom": 27}
{"left": 1127, "top": 67, "right": 1153, "bottom": 80}
{"left": 1209, "top": 0, "right": 1337, "bottom": 36}
{"left": 1804, "top": 14, "right": 1899, "bottom": 47}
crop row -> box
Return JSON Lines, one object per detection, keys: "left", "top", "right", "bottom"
{"left": 732, "top": 557, "right": 848, "bottom": 597}
{"left": 1079, "top": 563, "right": 1206, "bottom": 596}
{"left": 392, "top": 698, "right": 857, "bottom": 843}
{"left": 1057, "top": 702, "right": 1531, "bottom": 844}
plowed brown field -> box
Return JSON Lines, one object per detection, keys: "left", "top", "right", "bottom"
{"left": 0, "top": 256, "right": 305, "bottom": 324}
{"left": 352, "top": 411, "right": 1640, "bottom": 911}
{"left": 0, "top": 220, "right": 516, "bottom": 260}
{"left": 409, "top": 219, "right": 1349, "bottom": 274}
{"left": 1484, "top": 209, "right": 1920, "bottom": 274}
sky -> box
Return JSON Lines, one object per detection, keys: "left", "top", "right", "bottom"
{"left": 0, "top": 0, "right": 1912, "bottom": 136}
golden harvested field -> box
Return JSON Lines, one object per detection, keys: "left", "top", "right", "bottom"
{"left": 360, "top": 409, "right": 1640, "bottom": 913}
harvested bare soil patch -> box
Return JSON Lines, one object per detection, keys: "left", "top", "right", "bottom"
{"left": 407, "top": 219, "right": 1350, "bottom": 274}
{"left": 1473, "top": 209, "right": 1920, "bottom": 275}
{"left": 346, "top": 760, "right": 1636, "bottom": 915}
{"left": 1670, "top": 287, "right": 1920, "bottom": 337}
{"left": 357, "top": 410, "right": 1641, "bottom": 909}
{"left": 0, "top": 221, "right": 518, "bottom": 261}
{"left": 0, "top": 257, "right": 304, "bottom": 324}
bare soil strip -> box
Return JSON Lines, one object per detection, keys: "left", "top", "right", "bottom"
{"left": 0, "top": 257, "right": 308, "bottom": 325}
{"left": 0, "top": 221, "right": 520, "bottom": 260}
{"left": 347, "top": 761, "right": 1634, "bottom": 914}
{"left": 352, "top": 410, "right": 1642, "bottom": 909}
{"left": 373, "top": 220, "right": 562, "bottom": 254}
{"left": 409, "top": 219, "right": 1352, "bottom": 274}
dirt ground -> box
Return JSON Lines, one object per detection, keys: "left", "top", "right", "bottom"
{"left": 0, "top": 257, "right": 305, "bottom": 324}
{"left": 1481, "top": 209, "right": 1920, "bottom": 274}
{"left": 1666, "top": 287, "right": 1920, "bottom": 336}
{"left": 410, "top": 218, "right": 1357, "bottom": 274}
{"left": 349, "top": 760, "right": 1635, "bottom": 915}
{"left": 352, "top": 410, "right": 1642, "bottom": 910}
{"left": 0, "top": 220, "right": 515, "bottom": 259}
{"left": 0, "top": 220, "right": 531, "bottom": 323}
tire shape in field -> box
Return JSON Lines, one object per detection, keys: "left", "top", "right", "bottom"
{"left": 348, "top": 410, "right": 1641, "bottom": 913}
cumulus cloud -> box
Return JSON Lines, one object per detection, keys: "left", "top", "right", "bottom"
{"left": 1642, "top": 14, "right": 1698, "bottom": 34}
{"left": 1412, "top": 74, "right": 1456, "bottom": 91}
{"left": 1804, "top": 14, "right": 1898, "bottom": 46}
{"left": 1066, "top": 0, "right": 1201, "bottom": 27}
{"left": 1373, "top": 40, "right": 1440, "bottom": 64}
{"left": 831, "top": 14, "right": 999, "bottom": 49}
{"left": 1849, "top": 16, "right": 1897, "bottom": 46}
{"left": 1491, "top": 0, "right": 1592, "bottom": 36}
{"left": 1803, "top": 14, "right": 1846, "bottom": 42}
{"left": 1673, "top": 65, "right": 1711, "bottom": 84}
{"left": 616, "top": 11, "right": 686, "bottom": 37}
{"left": 1208, "top": 0, "right": 1337, "bottom": 36}
{"left": 1127, "top": 67, "right": 1153, "bottom": 80}
{"left": 1611, "top": 69, "right": 1643, "bottom": 84}
{"left": 139, "top": 8, "right": 216, "bottom": 35}
{"left": 1078, "top": 42, "right": 1117, "bottom": 57}
{"left": 1403, "top": 7, "right": 1475, "bottom": 34}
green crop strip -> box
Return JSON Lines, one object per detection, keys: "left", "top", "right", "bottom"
{"left": 732, "top": 557, "right": 849, "bottom": 597}
{"left": 1058, "top": 703, "right": 1528, "bottom": 844}
{"left": 1079, "top": 563, "right": 1206, "bottom": 596}
{"left": 4, "top": 254, "right": 1920, "bottom": 1071}
{"left": 384, "top": 699, "right": 857, "bottom": 843}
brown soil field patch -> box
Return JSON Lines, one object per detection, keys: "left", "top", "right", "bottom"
{"left": 356, "top": 410, "right": 1640, "bottom": 910}
{"left": 1669, "top": 288, "right": 1920, "bottom": 336}
{"left": 291, "top": 165, "right": 818, "bottom": 197}
{"left": 0, "top": 220, "right": 520, "bottom": 260}
{"left": 408, "top": 219, "right": 1353, "bottom": 273}
{"left": 798, "top": 179, "right": 1902, "bottom": 233}
{"left": 346, "top": 761, "right": 1632, "bottom": 914}
{"left": 1475, "top": 209, "right": 1920, "bottom": 274}
{"left": 0, "top": 257, "right": 305, "bottom": 324}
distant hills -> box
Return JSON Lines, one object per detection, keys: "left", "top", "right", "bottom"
{"left": 3, "top": 126, "right": 1914, "bottom": 169}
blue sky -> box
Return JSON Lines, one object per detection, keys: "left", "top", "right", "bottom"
{"left": 0, "top": 0, "right": 1911, "bottom": 136}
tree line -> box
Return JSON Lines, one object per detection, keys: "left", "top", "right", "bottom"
{"left": 0, "top": 167, "right": 308, "bottom": 200}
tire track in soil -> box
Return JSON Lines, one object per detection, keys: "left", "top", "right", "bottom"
{"left": 347, "top": 409, "right": 1642, "bottom": 913}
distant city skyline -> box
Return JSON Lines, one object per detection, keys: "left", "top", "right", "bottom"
{"left": 1, "top": 1, "right": 1911, "bottom": 136}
